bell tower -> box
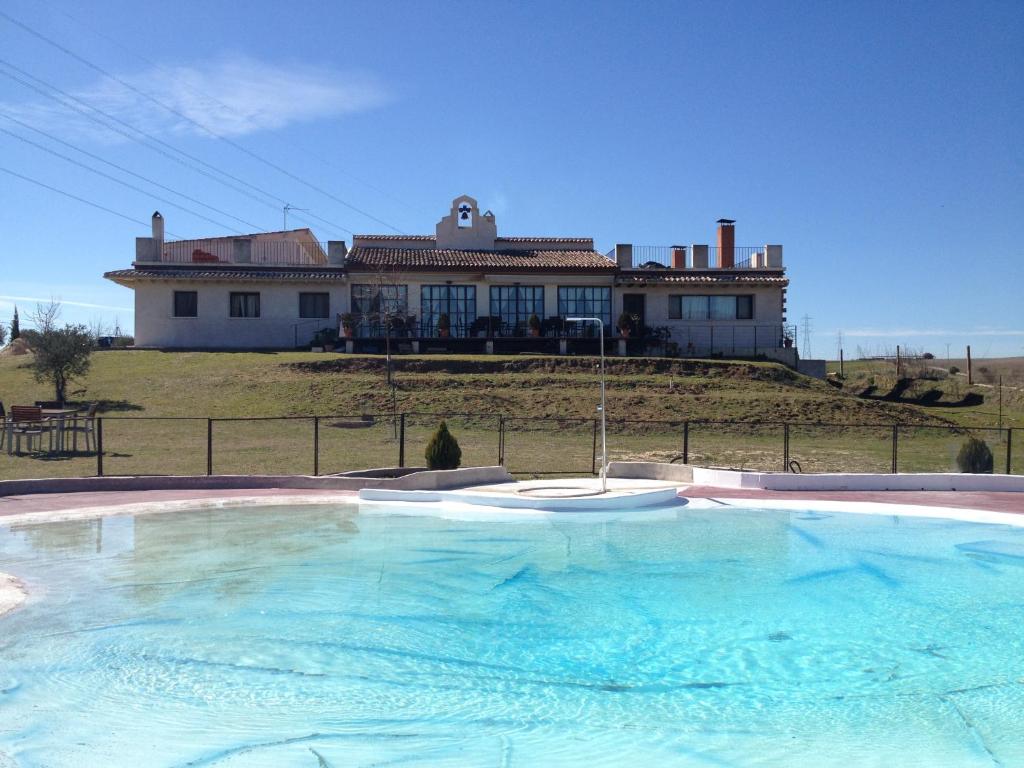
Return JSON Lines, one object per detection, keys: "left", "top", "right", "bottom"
{"left": 435, "top": 195, "right": 497, "bottom": 249}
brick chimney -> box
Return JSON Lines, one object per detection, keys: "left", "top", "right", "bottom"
{"left": 671, "top": 245, "right": 687, "bottom": 269}
{"left": 717, "top": 218, "right": 735, "bottom": 268}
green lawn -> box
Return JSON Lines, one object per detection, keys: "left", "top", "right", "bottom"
{"left": 0, "top": 350, "right": 1017, "bottom": 480}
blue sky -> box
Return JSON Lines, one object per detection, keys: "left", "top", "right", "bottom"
{"left": 1, "top": 0, "right": 1021, "bottom": 358}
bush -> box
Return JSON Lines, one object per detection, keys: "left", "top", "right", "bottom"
{"left": 425, "top": 421, "right": 462, "bottom": 470}
{"left": 922, "top": 352, "right": 934, "bottom": 360}
{"left": 949, "top": 365, "right": 960, "bottom": 374}
{"left": 957, "top": 437, "right": 993, "bottom": 474}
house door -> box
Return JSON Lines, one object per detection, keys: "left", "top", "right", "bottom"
{"left": 622, "top": 294, "right": 645, "bottom": 333}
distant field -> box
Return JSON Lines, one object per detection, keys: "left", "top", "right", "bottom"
{"left": 0, "top": 350, "right": 1018, "bottom": 480}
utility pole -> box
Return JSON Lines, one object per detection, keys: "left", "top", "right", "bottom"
{"left": 800, "top": 314, "right": 813, "bottom": 358}
{"left": 896, "top": 345, "right": 901, "bottom": 378}
{"left": 967, "top": 345, "right": 973, "bottom": 385}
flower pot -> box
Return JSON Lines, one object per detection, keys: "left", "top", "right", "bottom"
{"left": 438, "top": 329, "right": 450, "bottom": 338}
{"left": 619, "top": 328, "right": 631, "bottom": 339}
{"left": 530, "top": 328, "right": 541, "bottom": 337}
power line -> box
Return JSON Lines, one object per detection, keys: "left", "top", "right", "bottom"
{"left": 0, "top": 123, "right": 249, "bottom": 234}
{"left": 0, "top": 8, "right": 404, "bottom": 234}
{"left": 0, "top": 110, "right": 266, "bottom": 232}
{"left": 49, "top": 3, "right": 427, "bottom": 219}
{"left": 0, "top": 58, "right": 355, "bottom": 238}
{"left": 0, "top": 164, "right": 183, "bottom": 236}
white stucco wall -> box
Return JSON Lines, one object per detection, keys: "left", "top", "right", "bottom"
{"left": 132, "top": 280, "right": 348, "bottom": 348}
{"left": 615, "top": 282, "right": 787, "bottom": 353}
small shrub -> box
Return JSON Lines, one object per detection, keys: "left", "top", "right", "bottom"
{"left": 957, "top": 437, "right": 993, "bottom": 474}
{"left": 425, "top": 421, "right": 462, "bottom": 470}
{"left": 922, "top": 352, "right": 934, "bottom": 360}
{"left": 949, "top": 365, "right": 960, "bottom": 374}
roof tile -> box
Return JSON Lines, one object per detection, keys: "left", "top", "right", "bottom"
{"left": 345, "top": 246, "right": 615, "bottom": 272}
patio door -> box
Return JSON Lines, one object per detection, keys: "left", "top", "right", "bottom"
{"left": 622, "top": 293, "right": 645, "bottom": 332}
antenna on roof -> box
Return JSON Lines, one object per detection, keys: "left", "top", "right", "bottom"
{"left": 283, "top": 203, "right": 309, "bottom": 230}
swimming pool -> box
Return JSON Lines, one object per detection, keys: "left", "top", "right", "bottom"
{"left": 1, "top": 503, "right": 1022, "bottom": 766}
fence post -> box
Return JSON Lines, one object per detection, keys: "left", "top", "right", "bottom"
{"left": 313, "top": 416, "right": 319, "bottom": 476}
{"left": 683, "top": 421, "right": 689, "bottom": 465}
{"left": 96, "top": 417, "right": 104, "bottom": 477}
{"left": 498, "top": 415, "right": 504, "bottom": 466}
{"left": 207, "top": 418, "right": 213, "bottom": 476}
{"left": 592, "top": 418, "right": 599, "bottom": 475}
{"left": 783, "top": 423, "right": 790, "bottom": 471}
{"left": 1007, "top": 428, "right": 1013, "bottom": 475}
{"left": 398, "top": 413, "right": 406, "bottom": 468}
{"left": 891, "top": 425, "right": 898, "bottom": 474}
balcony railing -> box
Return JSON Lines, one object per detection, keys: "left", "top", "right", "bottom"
{"left": 630, "top": 245, "right": 772, "bottom": 269}
{"left": 150, "top": 238, "right": 331, "bottom": 266}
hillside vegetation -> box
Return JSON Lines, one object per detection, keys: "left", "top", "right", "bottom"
{"left": 0, "top": 351, "right": 1017, "bottom": 480}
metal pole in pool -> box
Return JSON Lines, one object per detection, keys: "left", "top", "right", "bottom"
{"left": 567, "top": 317, "right": 607, "bottom": 493}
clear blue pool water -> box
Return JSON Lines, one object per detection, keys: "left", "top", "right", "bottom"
{"left": 1, "top": 503, "right": 1023, "bottom": 767}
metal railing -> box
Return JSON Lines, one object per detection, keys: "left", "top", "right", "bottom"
{"left": 154, "top": 238, "right": 330, "bottom": 266}
{"left": 629, "top": 246, "right": 770, "bottom": 269}
{"left": 1, "top": 413, "right": 1016, "bottom": 480}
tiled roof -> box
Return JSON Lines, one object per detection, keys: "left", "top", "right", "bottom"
{"left": 104, "top": 268, "right": 346, "bottom": 283}
{"left": 355, "top": 234, "right": 435, "bottom": 241}
{"left": 352, "top": 234, "right": 594, "bottom": 245}
{"left": 346, "top": 247, "right": 616, "bottom": 272}
{"left": 616, "top": 272, "right": 788, "bottom": 285}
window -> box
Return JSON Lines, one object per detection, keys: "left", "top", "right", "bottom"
{"left": 173, "top": 291, "right": 197, "bottom": 318}
{"left": 489, "top": 286, "right": 544, "bottom": 331}
{"left": 736, "top": 295, "right": 754, "bottom": 320}
{"left": 351, "top": 284, "right": 409, "bottom": 336}
{"left": 299, "top": 292, "right": 330, "bottom": 319}
{"left": 557, "top": 286, "right": 611, "bottom": 328}
{"left": 421, "top": 285, "right": 476, "bottom": 337}
{"left": 682, "top": 296, "right": 709, "bottom": 320}
{"left": 710, "top": 296, "right": 736, "bottom": 320}
{"left": 229, "top": 292, "right": 260, "bottom": 318}
{"left": 668, "top": 294, "right": 754, "bottom": 320}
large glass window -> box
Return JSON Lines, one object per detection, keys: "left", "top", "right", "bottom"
{"left": 557, "top": 286, "right": 611, "bottom": 328}
{"left": 173, "top": 291, "right": 197, "bottom": 318}
{"left": 351, "top": 284, "right": 409, "bottom": 336}
{"left": 421, "top": 285, "right": 476, "bottom": 337}
{"left": 489, "top": 286, "right": 544, "bottom": 333}
{"left": 669, "top": 294, "right": 754, "bottom": 320}
{"left": 229, "top": 292, "right": 260, "bottom": 318}
{"left": 299, "top": 292, "right": 329, "bottom": 319}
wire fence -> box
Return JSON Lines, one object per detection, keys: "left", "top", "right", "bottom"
{"left": 1, "top": 412, "right": 1017, "bottom": 480}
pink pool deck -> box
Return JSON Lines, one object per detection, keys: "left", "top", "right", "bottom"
{"left": 1, "top": 485, "right": 1020, "bottom": 520}
{"left": 681, "top": 486, "right": 1024, "bottom": 514}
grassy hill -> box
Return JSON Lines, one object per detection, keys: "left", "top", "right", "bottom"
{"left": 1, "top": 350, "right": 1018, "bottom": 480}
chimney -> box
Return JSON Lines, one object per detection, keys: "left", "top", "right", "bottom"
{"left": 717, "top": 218, "right": 735, "bottom": 268}
{"left": 614, "top": 244, "right": 633, "bottom": 270}
{"left": 671, "top": 245, "right": 687, "bottom": 269}
{"left": 152, "top": 211, "right": 164, "bottom": 241}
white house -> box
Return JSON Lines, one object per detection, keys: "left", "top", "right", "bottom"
{"left": 105, "top": 196, "right": 798, "bottom": 365}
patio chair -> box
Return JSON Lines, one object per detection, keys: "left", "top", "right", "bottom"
{"left": 66, "top": 402, "right": 99, "bottom": 452}
{"left": 8, "top": 406, "right": 53, "bottom": 455}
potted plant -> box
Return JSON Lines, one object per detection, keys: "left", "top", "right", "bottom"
{"left": 321, "top": 328, "right": 339, "bottom": 352}
{"left": 783, "top": 335, "right": 793, "bottom": 349}
{"left": 310, "top": 330, "right": 324, "bottom": 353}
{"left": 528, "top": 313, "right": 542, "bottom": 337}
{"left": 617, "top": 312, "right": 634, "bottom": 339}
{"left": 437, "top": 313, "right": 451, "bottom": 338}
{"left": 340, "top": 313, "right": 355, "bottom": 338}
